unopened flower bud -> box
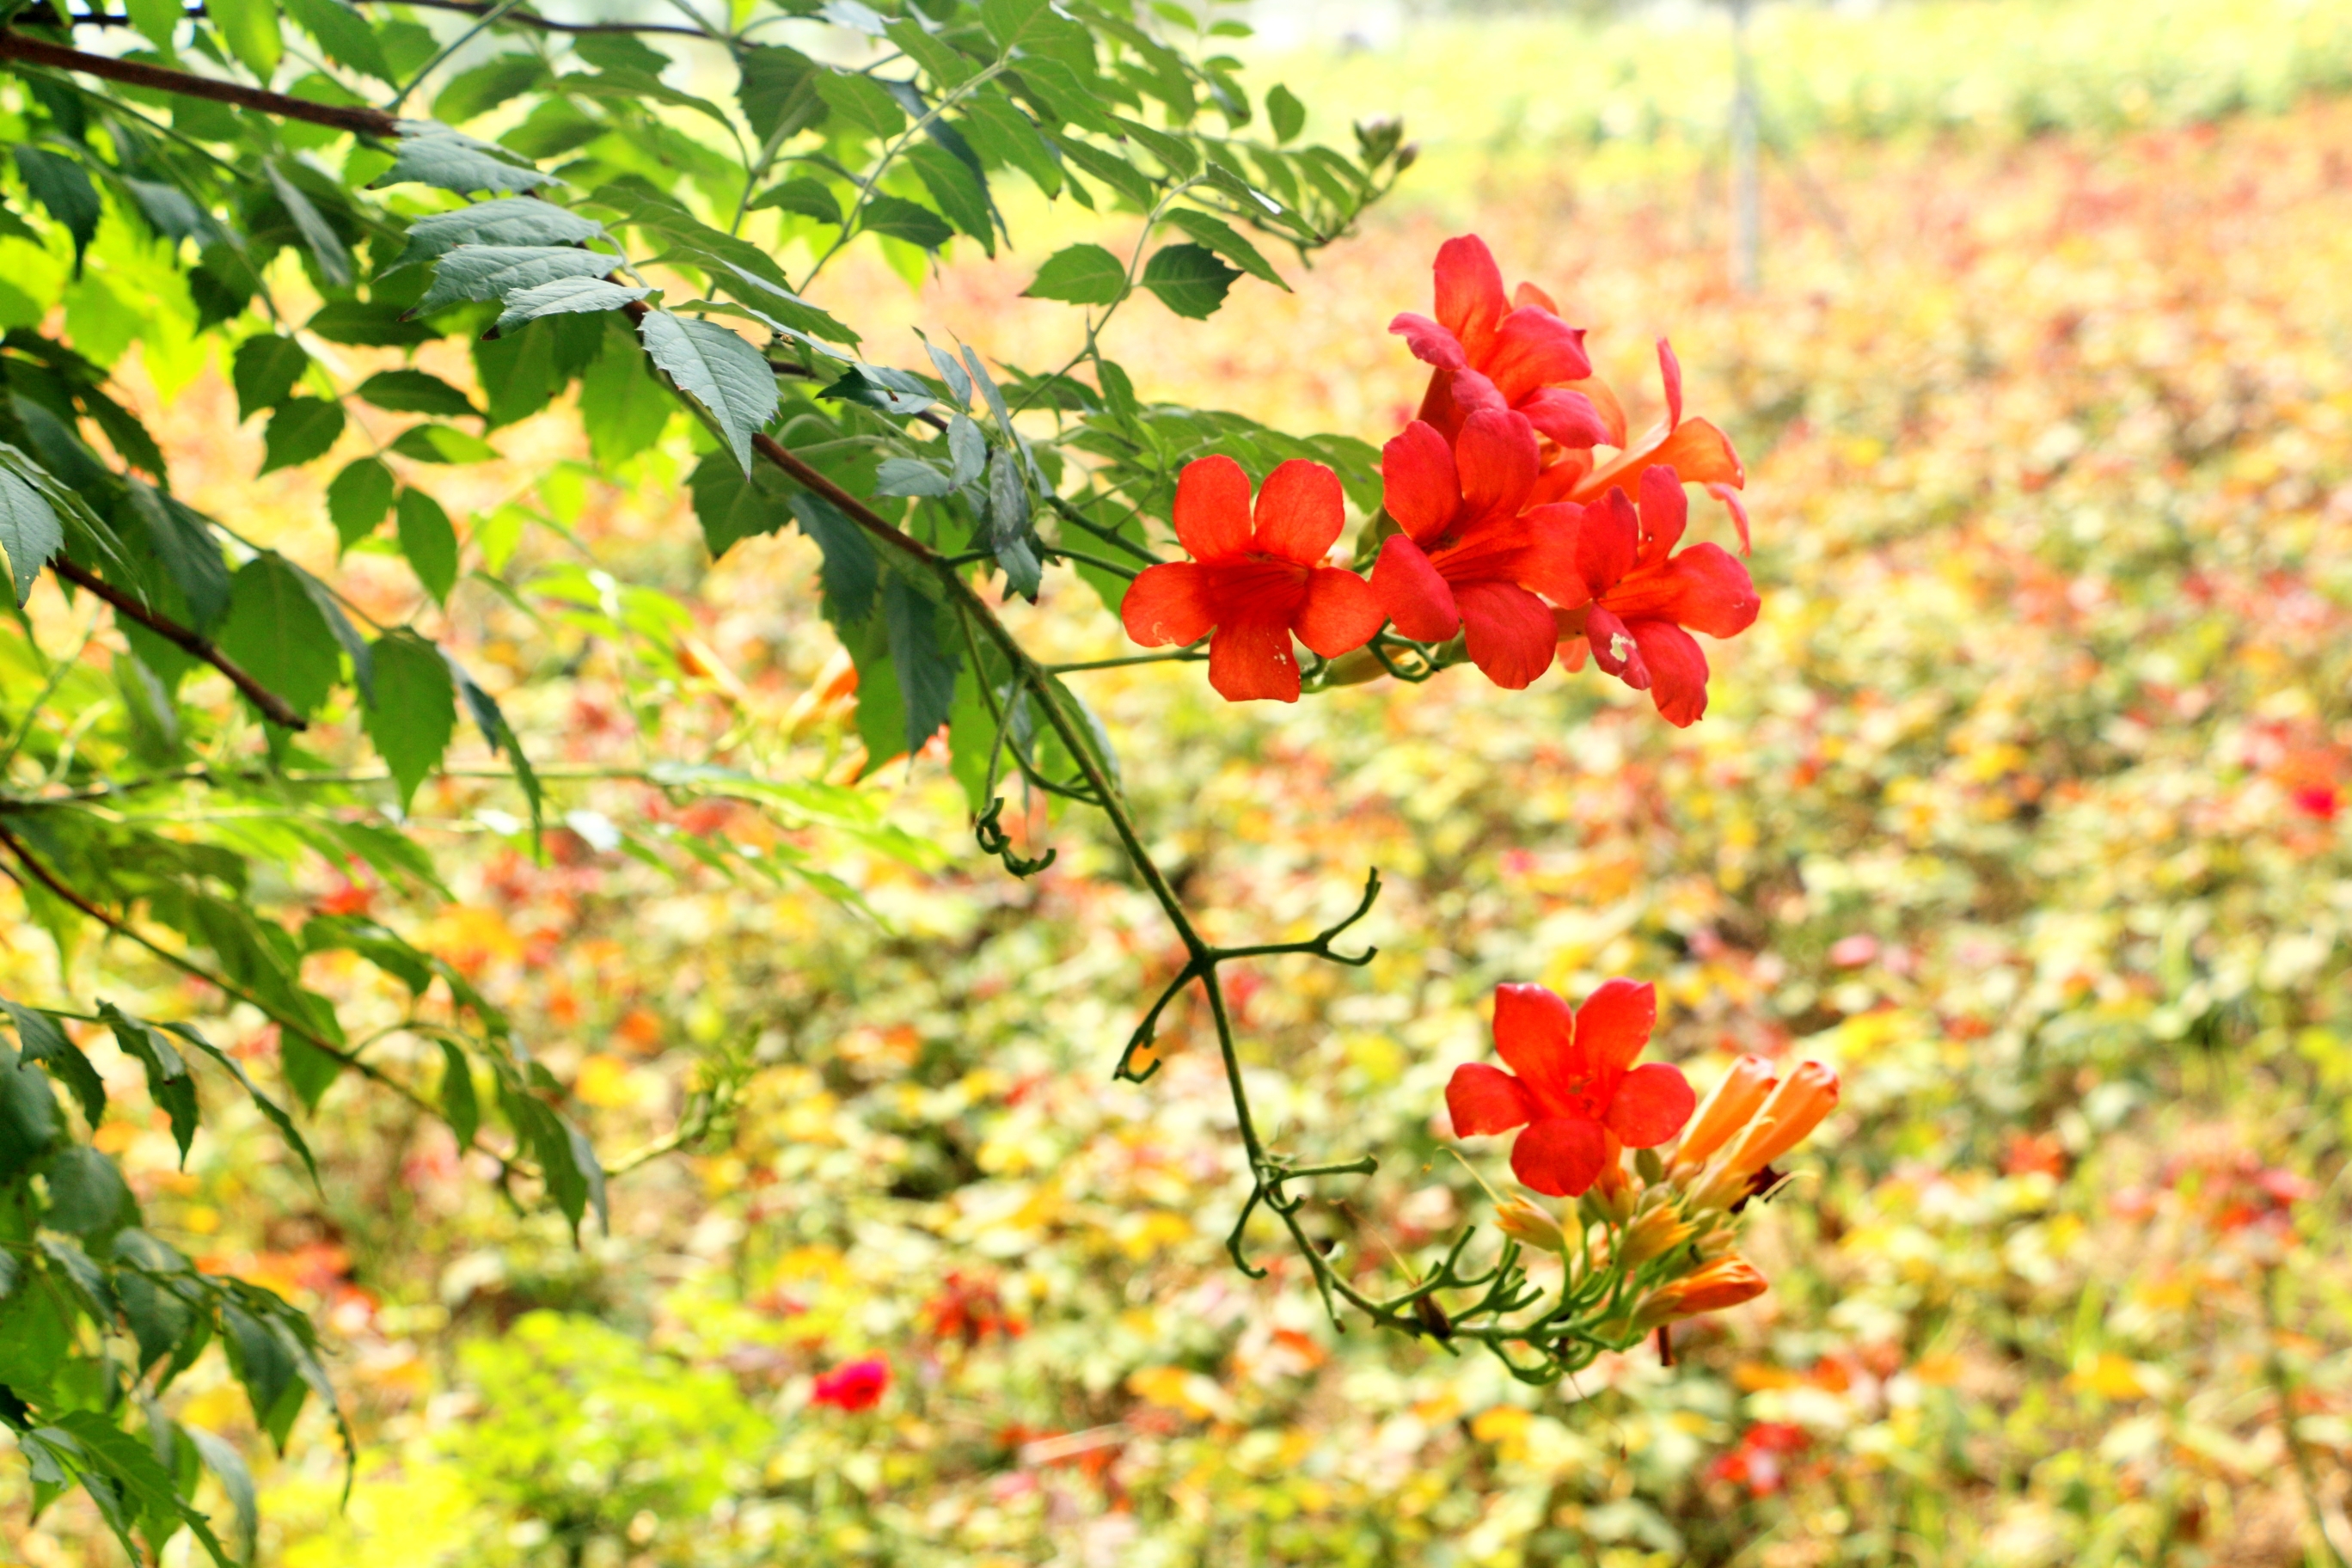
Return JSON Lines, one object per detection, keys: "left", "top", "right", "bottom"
{"left": 1724, "top": 1062, "right": 1841, "bottom": 1174}
{"left": 1493, "top": 1195, "right": 1565, "bottom": 1253}
{"left": 1672, "top": 1056, "right": 1778, "bottom": 1173}
{"left": 1318, "top": 647, "right": 1389, "bottom": 687}
{"left": 1620, "top": 1204, "right": 1697, "bottom": 1268}
{"left": 1634, "top": 1255, "right": 1769, "bottom": 1330}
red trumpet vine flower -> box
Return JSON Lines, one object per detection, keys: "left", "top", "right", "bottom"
{"left": 1445, "top": 979, "right": 1697, "bottom": 1197}
{"left": 1121, "top": 456, "right": 1385, "bottom": 703}
{"left": 1391, "top": 236, "right": 1614, "bottom": 454}
{"left": 1553, "top": 464, "right": 1761, "bottom": 726}
{"left": 811, "top": 1357, "right": 890, "bottom": 1412}
{"left": 1536, "top": 339, "right": 1750, "bottom": 530}
{"left": 1369, "top": 408, "right": 1584, "bottom": 689}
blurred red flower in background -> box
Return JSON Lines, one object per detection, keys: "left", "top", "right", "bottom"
{"left": 1446, "top": 979, "right": 1696, "bottom": 1196}
{"left": 1121, "top": 456, "right": 1384, "bottom": 702}
{"left": 1712, "top": 1422, "right": 1811, "bottom": 1498}
{"left": 811, "top": 1357, "right": 890, "bottom": 1412}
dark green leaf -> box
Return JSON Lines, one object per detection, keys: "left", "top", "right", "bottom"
{"left": 448, "top": 658, "right": 542, "bottom": 840}
{"left": 433, "top": 52, "right": 548, "bottom": 122}
{"left": 293, "top": 558, "right": 376, "bottom": 701}
{"left": 264, "top": 162, "right": 354, "bottom": 289}
{"left": 305, "top": 298, "right": 438, "bottom": 348}
{"left": 0, "top": 462, "right": 64, "bottom": 607}
{"left": 789, "top": 490, "right": 880, "bottom": 625}
{"left": 416, "top": 244, "right": 616, "bottom": 316}
{"left": 359, "top": 628, "right": 456, "bottom": 812}
{"left": 216, "top": 553, "right": 338, "bottom": 720}
{"left": 737, "top": 45, "right": 828, "bottom": 144}
{"left": 437, "top": 1042, "right": 479, "bottom": 1147}
{"left": 882, "top": 573, "right": 961, "bottom": 756}
{"left": 1022, "top": 242, "right": 1127, "bottom": 304}
{"left": 42, "top": 1147, "right": 138, "bottom": 1238}
{"left": 14, "top": 148, "right": 100, "bottom": 270}
{"left": 259, "top": 398, "right": 345, "bottom": 475}
{"left": 579, "top": 328, "right": 675, "bottom": 468}
{"left": 3, "top": 1000, "right": 104, "bottom": 1125}
{"left": 158, "top": 1022, "right": 320, "bottom": 1188}
{"left": 101, "top": 1005, "right": 198, "bottom": 1163}
{"left": 1161, "top": 207, "right": 1287, "bottom": 290}
{"left": 1047, "top": 132, "right": 1155, "bottom": 206}
{"left": 986, "top": 446, "right": 1041, "bottom": 598}
{"left": 873, "top": 458, "right": 952, "bottom": 498}
{"left": 638, "top": 311, "right": 778, "bottom": 473}
{"left": 385, "top": 424, "right": 497, "bottom": 464}
{"left": 395, "top": 488, "right": 459, "bottom": 603}
{"left": 354, "top": 369, "right": 478, "bottom": 419}
{"left": 749, "top": 178, "right": 843, "bottom": 225}
{"left": 220, "top": 1303, "right": 301, "bottom": 1450}
{"left": 1140, "top": 242, "right": 1238, "bottom": 319}
{"left": 1114, "top": 115, "right": 1198, "bottom": 179}
{"left": 125, "top": 484, "right": 231, "bottom": 631}
{"left": 475, "top": 311, "right": 605, "bottom": 429}
{"left": 821, "top": 363, "right": 935, "bottom": 418}
{"left": 689, "top": 449, "right": 793, "bottom": 558}
{"left": 858, "top": 193, "right": 954, "bottom": 251}
{"left": 906, "top": 144, "right": 996, "bottom": 254}
{"left": 230, "top": 335, "right": 309, "bottom": 422}
{"left": 0, "top": 1044, "right": 58, "bottom": 1180}
{"left": 327, "top": 457, "right": 395, "bottom": 550}
{"left": 109, "top": 1232, "right": 193, "bottom": 1372}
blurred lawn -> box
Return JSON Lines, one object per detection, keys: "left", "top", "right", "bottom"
{"left": 8, "top": 1, "right": 2352, "bottom": 1564}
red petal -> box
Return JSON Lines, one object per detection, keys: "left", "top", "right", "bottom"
{"left": 1389, "top": 311, "right": 1467, "bottom": 371}
{"left": 1120, "top": 561, "right": 1214, "bottom": 649}
{"left": 1295, "top": 567, "right": 1385, "bottom": 657}
{"left": 1584, "top": 603, "right": 1646, "bottom": 687}
{"left": 1510, "top": 1117, "right": 1608, "bottom": 1198}
{"left": 1206, "top": 614, "right": 1299, "bottom": 702}
{"left": 1518, "top": 388, "right": 1613, "bottom": 450}
{"left": 1635, "top": 465, "right": 1689, "bottom": 569}
{"left": 1432, "top": 235, "right": 1509, "bottom": 354}
{"left": 1573, "top": 978, "right": 1657, "bottom": 1078}
{"left": 1583, "top": 418, "right": 1744, "bottom": 499}
{"left": 1492, "top": 982, "right": 1577, "bottom": 1111}
{"left": 1607, "top": 544, "right": 1759, "bottom": 637}
{"left": 1253, "top": 459, "right": 1344, "bottom": 565}
{"left": 1706, "top": 481, "right": 1751, "bottom": 555}
{"left": 1446, "top": 1063, "right": 1538, "bottom": 1136}
{"left": 1455, "top": 407, "right": 1539, "bottom": 520}
{"left": 1629, "top": 619, "right": 1711, "bottom": 726}
{"left": 1513, "top": 279, "right": 1559, "bottom": 313}
{"left": 1513, "top": 504, "right": 1587, "bottom": 609}
{"left": 1449, "top": 368, "right": 1509, "bottom": 417}
{"left": 1370, "top": 536, "right": 1461, "bottom": 642}
{"left": 1577, "top": 488, "right": 1639, "bottom": 592}
{"left": 1657, "top": 337, "right": 1683, "bottom": 430}
{"left": 1608, "top": 1062, "right": 1697, "bottom": 1148}
{"left": 1484, "top": 307, "right": 1592, "bottom": 401}
{"left": 1173, "top": 455, "right": 1252, "bottom": 560}
{"left": 1381, "top": 420, "right": 1460, "bottom": 545}
{"left": 1455, "top": 581, "right": 1558, "bottom": 691}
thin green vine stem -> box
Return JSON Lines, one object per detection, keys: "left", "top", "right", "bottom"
{"left": 795, "top": 60, "right": 1008, "bottom": 294}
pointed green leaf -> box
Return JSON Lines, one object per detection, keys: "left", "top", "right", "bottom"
{"left": 1140, "top": 242, "right": 1238, "bottom": 319}
{"left": 354, "top": 369, "right": 478, "bottom": 420}
{"left": 388, "top": 197, "right": 604, "bottom": 273}
{"left": 0, "top": 464, "right": 63, "bottom": 606}
{"left": 216, "top": 554, "right": 338, "bottom": 719}
{"left": 1161, "top": 207, "right": 1288, "bottom": 290}
{"left": 1022, "top": 242, "right": 1126, "bottom": 304}
{"left": 395, "top": 488, "right": 459, "bottom": 603}
{"left": 637, "top": 310, "right": 777, "bottom": 474}
{"left": 230, "top": 334, "right": 310, "bottom": 422}
{"left": 493, "top": 275, "right": 647, "bottom": 334}
{"left": 375, "top": 121, "right": 556, "bottom": 196}
{"left": 413, "top": 243, "right": 616, "bottom": 316}
{"left": 258, "top": 398, "right": 345, "bottom": 475}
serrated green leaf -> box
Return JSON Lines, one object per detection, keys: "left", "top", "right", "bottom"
{"left": 907, "top": 144, "right": 996, "bottom": 254}
{"left": 1022, "top": 242, "right": 1127, "bottom": 305}
{"left": 688, "top": 449, "right": 793, "bottom": 559}
{"left": 101, "top": 1006, "right": 197, "bottom": 1163}
{"left": 125, "top": 483, "right": 232, "bottom": 632}
{"left": 1161, "top": 206, "right": 1287, "bottom": 290}
{"left": 217, "top": 553, "right": 339, "bottom": 720}
{"left": 258, "top": 398, "right": 344, "bottom": 475}
{"left": 987, "top": 446, "right": 1041, "bottom": 598}
{"left": 882, "top": 573, "right": 960, "bottom": 757}
{"left": 355, "top": 369, "right": 478, "bottom": 420}
{"left": 3, "top": 1000, "right": 104, "bottom": 1126}
{"left": 788, "top": 491, "right": 879, "bottom": 625}
{"left": 885, "top": 15, "right": 977, "bottom": 87}
{"left": 638, "top": 311, "right": 777, "bottom": 474}
{"left": 814, "top": 68, "right": 906, "bottom": 139}
{"left": 182, "top": 1425, "right": 257, "bottom": 1562}
{"left": 414, "top": 243, "right": 617, "bottom": 317}
{"left": 859, "top": 193, "right": 954, "bottom": 251}
{"left": 14, "top": 148, "right": 100, "bottom": 271}
{"left": 361, "top": 628, "right": 455, "bottom": 809}
{"left": 958, "top": 95, "right": 1062, "bottom": 199}
{"left": 327, "top": 457, "right": 395, "bottom": 550}
{"left": 386, "top": 424, "right": 498, "bottom": 464}
{"left": 822, "top": 363, "right": 936, "bottom": 417}
{"left": 306, "top": 297, "right": 437, "bottom": 347}
{"left": 42, "top": 1147, "right": 138, "bottom": 1238}
{"left": 1141, "top": 242, "right": 1238, "bottom": 319}
{"left": 447, "top": 657, "right": 542, "bottom": 840}
{"left": 946, "top": 413, "right": 987, "bottom": 487}
{"left": 157, "top": 1021, "right": 320, "bottom": 1189}
{"left": 220, "top": 1303, "right": 300, "bottom": 1450}
{"left": 265, "top": 162, "right": 354, "bottom": 289}
{"left": 0, "top": 464, "right": 63, "bottom": 607}
{"left": 493, "top": 275, "right": 647, "bottom": 334}
{"left": 395, "top": 488, "right": 459, "bottom": 603}
{"left": 1047, "top": 131, "right": 1155, "bottom": 206}
{"left": 873, "top": 457, "right": 952, "bottom": 498}
{"left": 388, "top": 197, "right": 605, "bottom": 273}
{"left": 376, "top": 120, "right": 556, "bottom": 196}
{"left": 1115, "top": 115, "right": 1198, "bottom": 178}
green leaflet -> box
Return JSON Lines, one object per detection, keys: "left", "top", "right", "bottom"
{"left": 216, "top": 554, "right": 339, "bottom": 720}
{"left": 375, "top": 121, "right": 557, "bottom": 197}
{"left": 1140, "top": 242, "right": 1240, "bottom": 319}
{"left": 353, "top": 369, "right": 479, "bottom": 420}
{"left": 395, "top": 488, "right": 460, "bottom": 603}
{"left": 637, "top": 310, "right": 778, "bottom": 474}
{"left": 361, "top": 628, "right": 456, "bottom": 812}
{"left": 258, "top": 398, "right": 345, "bottom": 475}
{"left": 1023, "top": 242, "right": 1127, "bottom": 304}
{"left": 0, "top": 463, "right": 63, "bottom": 607}
{"left": 230, "top": 334, "right": 310, "bottom": 422}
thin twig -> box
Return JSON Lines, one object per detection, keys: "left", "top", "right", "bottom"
{"left": 47, "top": 558, "right": 308, "bottom": 730}
{"left": 0, "top": 30, "right": 401, "bottom": 137}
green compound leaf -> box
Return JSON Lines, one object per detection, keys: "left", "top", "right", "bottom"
{"left": 1023, "top": 242, "right": 1127, "bottom": 305}
{"left": 1140, "top": 242, "right": 1240, "bottom": 320}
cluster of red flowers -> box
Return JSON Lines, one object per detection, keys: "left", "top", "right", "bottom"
{"left": 810, "top": 1356, "right": 890, "bottom": 1412}
{"left": 1123, "top": 236, "right": 1758, "bottom": 724}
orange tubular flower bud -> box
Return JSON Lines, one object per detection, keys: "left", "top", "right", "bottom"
{"left": 1636, "top": 1255, "right": 1769, "bottom": 1329}
{"left": 1620, "top": 1203, "right": 1697, "bottom": 1269}
{"left": 1724, "top": 1062, "right": 1841, "bottom": 1175}
{"left": 1494, "top": 1196, "right": 1567, "bottom": 1253}
{"left": 1671, "top": 1057, "right": 1779, "bottom": 1173}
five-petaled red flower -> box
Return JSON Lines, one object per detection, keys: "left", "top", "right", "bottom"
{"left": 812, "top": 1357, "right": 889, "bottom": 1412}
{"left": 1553, "top": 464, "right": 1761, "bottom": 726}
{"left": 1446, "top": 979, "right": 1697, "bottom": 1197}
{"left": 1391, "top": 235, "right": 1614, "bottom": 455}
{"left": 1535, "top": 337, "right": 1750, "bottom": 525}
{"left": 1121, "top": 456, "right": 1385, "bottom": 703}
{"left": 1369, "top": 409, "right": 1583, "bottom": 689}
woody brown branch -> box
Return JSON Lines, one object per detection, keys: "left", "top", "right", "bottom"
{"left": 47, "top": 557, "right": 309, "bottom": 730}
{"left": 0, "top": 30, "right": 401, "bottom": 137}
